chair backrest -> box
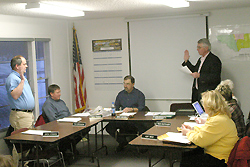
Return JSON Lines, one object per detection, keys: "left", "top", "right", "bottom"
{"left": 227, "top": 136, "right": 250, "bottom": 167}
{"left": 170, "top": 103, "right": 195, "bottom": 116}
{"left": 34, "top": 114, "right": 46, "bottom": 127}
{"left": 143, "top": 106, "right": 150, "bottom": 111}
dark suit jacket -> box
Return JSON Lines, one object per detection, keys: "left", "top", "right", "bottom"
{"left": 182, "top": 52, "right": 222, "bottom": 100}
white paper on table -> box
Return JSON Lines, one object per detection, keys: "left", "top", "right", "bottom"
{"left": 22, "top": 130, "right": 51, "bottom": 136}
{"left": 180, "top": 66, "right": 192, "bottom": 74}
{"left": 189, "top": 116, "right": 196, "bottom": 120}
{"left": 57, "top": 117, "right": 82, "bottom": 122}
{"left": 120, "top": 112, "right": 137, "bottom": 116}
{"left": 163, "top": 132, "right": 191, "bottom": 144}
{"left": 183, "top": 122, "right": 205, "bottom": 128}
{"left": 160, "top": 112, "right": 176, "bottom": 116}
{"left": 145, "top": 112, "right": 162, "bottom": 116}
{"left": 72, "top": 113, "right": 90, "bottom": 117}
{"left": 115, "top": 110, "right": 123, "bottom": 114}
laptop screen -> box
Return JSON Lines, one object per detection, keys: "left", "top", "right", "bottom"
{"left": 192, "top": 101, "right": 204, "bottom": 116}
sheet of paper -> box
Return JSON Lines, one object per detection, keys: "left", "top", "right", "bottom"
{"left": 180, "top": 66, "right": 192, "bottom": 74}
{"left": 160, "top": 112, "right": 176, "bottom": 115}
{"left": 183, "top": 122, "right": 205, "bottom": 128}
{"left": 57, "top": 117, "right": 82, "bottom": 122}
{"left": 145, "top": 112, "right": 163, "bottom": 116}
{"left": 103, "top": 108, "right": 111, "bottom": 111}
{"left": 21, "top": 130, "right": 51, "bottom": 135}
{"left": 72, "top": 113, "right": 90, "bottom": 117}
{"left": 163, "top": 132, "right": 191, "bottom": 144}
{"left": 145, "top": 112, "right": 176, "bottom": 116}
{"left": 120, "top": 112, "right": 137, "bottom": 116}
{"left": 189, "top": 116, "right": 196, "bottom": 120}
{"left": 115, "top": 110, "right": 123, "bottom": 114}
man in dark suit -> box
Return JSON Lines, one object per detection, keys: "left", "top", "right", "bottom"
{"left": 182, "top": 38, "right": 222, "bottom": 103}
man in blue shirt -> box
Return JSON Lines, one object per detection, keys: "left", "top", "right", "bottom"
{"left": 5, "top": 55, "right": 35, "bottom": 131}
{"left": 106, "top": 75, "right": 147, "bottom": 152}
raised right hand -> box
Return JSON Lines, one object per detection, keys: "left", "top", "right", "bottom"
{"left": 184, "top": 50, "right": 190, "bottom": 62}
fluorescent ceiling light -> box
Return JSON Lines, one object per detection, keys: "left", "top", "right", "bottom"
{"left": 25, "top": 2, "right": 85, "bottom": 17}
{"left": 162, "top": 0, "right": 190, "bottom": 8}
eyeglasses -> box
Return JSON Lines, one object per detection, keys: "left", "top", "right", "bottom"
{"left": 197, "top": 46, "right": 203, "bottom": 49}
{"left": 123, "top": 82, "right": 132, "bottom": 85}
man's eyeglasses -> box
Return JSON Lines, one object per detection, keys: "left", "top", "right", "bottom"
{"left": 123, "top": 82, "right": 131, "bottom": 85}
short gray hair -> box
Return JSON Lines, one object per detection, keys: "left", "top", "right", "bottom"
{"left": 220, "top": 79, "right": 234, "bottom": 90}
{"left": 198, "top": 38, "right": 211, "bottom": 51}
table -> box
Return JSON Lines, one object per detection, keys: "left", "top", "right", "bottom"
{"left": 129, "top": 116, "right": 197, "bottom": 167}
{"left": 5, "top": 116, "right": 102, "bottom": 167}
{"left": 94, "top": 111, "right": 160, "bottom": 155}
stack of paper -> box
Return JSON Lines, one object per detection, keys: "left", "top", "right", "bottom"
{"left": 159, "top": 132, "right": 191, "bottom": 144}
{"left": 72, "top": 113, "right": 90, "bottom": 117}
{"left": 57, "top": 117, "right": 82, "bottom": 122}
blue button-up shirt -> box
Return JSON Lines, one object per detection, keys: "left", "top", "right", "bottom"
{"left": 115, "top": 87, "right": 145, "bottom": 111}
{"left": 5, "top": 70, "right": 35, "bottom": 110}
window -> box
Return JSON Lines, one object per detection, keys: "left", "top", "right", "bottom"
{"left": 36, "top": 40, "right": 50, "bottom": 115}
{"left": 0, "top": 39, "right": 51, "bottom": 131}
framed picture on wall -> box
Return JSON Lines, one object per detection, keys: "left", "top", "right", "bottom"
{"left": 92, "top": 38, "right": 122, "bottom": 52}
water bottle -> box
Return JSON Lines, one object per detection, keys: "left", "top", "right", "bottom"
{"left": 111, "top": 102, "right": 116, "bottom": 116}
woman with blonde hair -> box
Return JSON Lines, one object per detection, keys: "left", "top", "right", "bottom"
{"left": 180, "top": 90, "right": 238, "bottom": 167}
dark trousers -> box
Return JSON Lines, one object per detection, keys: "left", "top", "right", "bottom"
{"left": 192, "top": 87, "right": 201, "bottom": 103}
{"left": 180, "top": 147, "right": 227, "bottom": 167}
{"left": 106, "top": 121, "right": 149, "bottom": 145}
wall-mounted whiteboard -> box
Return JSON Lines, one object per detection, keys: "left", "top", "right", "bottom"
{"left": 129, "top": 16, "right": 206, "bottom": 99}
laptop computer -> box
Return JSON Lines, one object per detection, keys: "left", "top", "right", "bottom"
{"left": 192, "top": 101, "right": 205, "bottom": 116}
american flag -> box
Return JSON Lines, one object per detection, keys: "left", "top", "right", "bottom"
{"left": 73, "top": 26, "right": 87, "bottom": 113}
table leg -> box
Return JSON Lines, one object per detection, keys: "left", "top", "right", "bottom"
{"left": 148, "top": 150, "right": 151, "bottom": 167}
{"left": 36, "top": 143, "right": 39, "bottom": 167}
{"left": 20, "top": 143, "right": 24, "bottom": 167}
{"left": 95, "top": 124, "right": 98, "bottom": 151}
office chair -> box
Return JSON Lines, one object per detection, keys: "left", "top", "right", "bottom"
{"left": 34, "top": 114, "right": 46, "bottom": 127}
{"left": 170, "top": 103, "right": 195, "bottom": 116}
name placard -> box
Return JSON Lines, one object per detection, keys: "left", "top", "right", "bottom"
{"left": 142, "top": 134, "right": 158, "bottom": 140}
{"left": 43, "top": 131, "right": 59, "bottom": 137}
{"left": 90, "top": 115, "right": 103, "bottom": 118}
{"left": 155, "top": 121, "right": 171, "bottom": 127}
{"left": 73, "top": 122, "right": 86, "bottom": 126}
{"left": 153, "top": 115, "right": 175, "bottom": 119}
{"left": 115, "top": 116, "right": 128, "bottom": 119}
